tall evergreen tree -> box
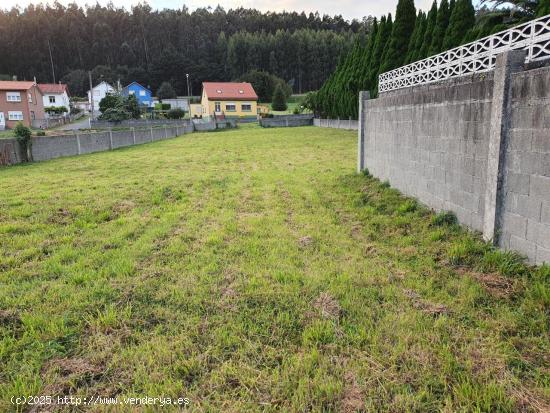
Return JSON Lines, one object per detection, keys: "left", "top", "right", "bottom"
{"left": 418, "top": 0, "right": 438, "bottom": 59}
{"left": 429, "top": 0, "right": 451, "bottom": 55}
{"left": 405, "top": 11, "right": 426, "bottom": 63}
{"left": 538, "top": 0, "right": 550, "bottom": 16}
{"left": 380, "top": 0, "right": 416, "bottom": 73}
{"left": 369, "top": 14, "right": 392, "bottom": 95}
{"left": 443, "top": 0, "right": 475, "bottom": 50}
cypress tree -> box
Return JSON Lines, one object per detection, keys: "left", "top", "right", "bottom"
{"left": 418, "top": 0, "right": 438, "bottom": 59}
{"left": 410, "top": 12, "right": 427, "bottom": 63}
{"left": 369, "top": 14, "right": 392, "bottom": 95}
{"left": 449, "top": 0, "right": 455, "bottom": 16}
{"left": 271, "top": 83, "right": 287, "bottom": 111}
{"left": 443, "top": 0, "right": 475, "bottom": 50}
{"left": 429, "top": 0, "right": 451, "bottom": 55}
{"left": 380, "top": 0, "right": 416, "bottom": 73}
{"left": 538, "top": 0, "right": 550, "bottom": 16}
{"left": 405, "top": 11, "right": 426, "bottom": 64}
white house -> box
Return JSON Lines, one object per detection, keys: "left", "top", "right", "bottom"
{"left": 38, "top": 83, "right": 70, "bottom": 116}
{"left": 87, "top": 81, "right": 115, "bottom": 116}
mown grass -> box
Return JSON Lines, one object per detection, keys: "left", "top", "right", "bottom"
{"left": 0, "top": 125, "right": 548, "bottom": 412}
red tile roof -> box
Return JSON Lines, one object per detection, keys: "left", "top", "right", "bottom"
{"left": 38, "top": 83, "right": 69, "bottom": 95}
{"left": 203, "top": 82, "right": 258, "bottom": 101}
{"left": 0, "top": 81, "right": 36, "bottom": 91}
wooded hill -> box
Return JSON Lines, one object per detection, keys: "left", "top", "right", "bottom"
{"left": 0, "top": 5, "right": 364, "bottom": 96}
{"left": 311, "top": 0, "right": 549, "bottom": 119}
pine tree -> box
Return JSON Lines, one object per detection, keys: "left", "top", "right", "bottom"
{"left": 418, "top": 0, "right": 438, "bottom": 59}
{"left": 429, "top": 0, "right": 451, "bottom": 55}
{"left": 380, "top": 0, "right": 416, "bottom": 73}
{"left": 443, "top": 0, "right": 475, "bottom": 50}
{"left": 405, "top": 11, "right": 426, "bottom": 64}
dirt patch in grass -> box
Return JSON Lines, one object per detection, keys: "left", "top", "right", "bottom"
{"left": 340, "top": 371, "right": 364, "bottom": 412}
{"left": 313, "top": 292, "right": 341, "bottom": 319}
{"left": 47, "top": 208, "right": 73, "bottom": 225}
{"left": 403, "top": 289, "right": 449, "bottom": 316}
{"left": 457, "top": 268, "right": 517, "bottom": 298}
{"left": 0, "top": 309, "right": 20, "bottom": 327}
{"left": 112, "top": 200, "right": 135, "bottom": 215}
{"left": 298, "top": 235, "right": 313, "bottom": 248}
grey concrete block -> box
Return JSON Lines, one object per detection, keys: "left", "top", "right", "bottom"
{"left": 505, "top": 172, "right": 530, "bottom": 195}
{"left": 536, "top": 246, "right": 550, "bottom": 265}
{"left": 501, "top": 212, "right": 528, "bottom": 238}
{"left": 510, "top": 235, "right": 536, "bottom": 258}
{"left": 530, "top": 175, "right": 550, "bottom": 197}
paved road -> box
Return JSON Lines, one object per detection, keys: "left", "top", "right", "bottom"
{"left": 57, "top": 117, "right": 91, "bottom": 131}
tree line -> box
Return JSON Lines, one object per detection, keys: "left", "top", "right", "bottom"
{"left": 310, "top": 0, "right": 549, "bottom": 119}
{"left": 0, "top": 4, "right": 364, "bottom": 97}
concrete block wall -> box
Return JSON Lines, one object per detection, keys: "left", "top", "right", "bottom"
{"left": 363, "top": 73, "right": 494, "bottom": 232}
{"left": 0, "top": 138, "right": 25, "bottom": 165}
{"left": 360, "top": 54, "right": 550, "bottom": 264}
{"left": 500, "top": 66, "right": 550, "bottom": 263}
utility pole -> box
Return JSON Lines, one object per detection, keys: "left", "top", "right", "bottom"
{"left": 47, "top": 39, "right": 56, "bottom": 83}
{"left": 89, "top": 71, "right": 94, "bottom": 121}
{"left": 186, "top": 73, "right": 190, "bottom": 97}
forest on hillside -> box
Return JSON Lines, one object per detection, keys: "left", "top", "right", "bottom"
{"left": 311, "top": 0, "right": 550, "bottom": 119}
{"left": 0, "top": 5, "right": 365, "bottom": 97}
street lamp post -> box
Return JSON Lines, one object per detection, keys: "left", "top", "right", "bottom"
{"left": 186, "top": 73, "right": 190, "bottom": 98}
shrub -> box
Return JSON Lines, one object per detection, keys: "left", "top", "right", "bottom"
{"left": 35, "top": 131, "right": 46, "bottom": 136}
{"left": 166, "top": 108, "right": 186, "bottom": 119}
{"left": 432, "top": 211, "right": 458, "bottom": 227}
{"left": 14, "top": 122, "right": 32, "bottom": 162}
{"left": 45, "top": 106, "right": 67, "bottom": 115}
{"left": 361, "top": 168, "right": 371, "bottom": 177}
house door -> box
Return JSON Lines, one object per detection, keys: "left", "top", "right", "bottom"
{"left": 0, "top": 112, "right": 5, "bottom": 131}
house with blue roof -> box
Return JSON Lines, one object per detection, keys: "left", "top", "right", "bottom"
{"left": 121, "top": 82, "right": 152, "bottom": 108}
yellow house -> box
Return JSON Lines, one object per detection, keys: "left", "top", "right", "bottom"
{"left": 189, "top": 103, "right": 203, "bottom": 118}
{"left": 201, "top": 82, "right": 258, "bottom": 120}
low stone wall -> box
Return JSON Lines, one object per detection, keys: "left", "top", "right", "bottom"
{"left": 259, "top": 114, "right": 313, "bottom": 128}
{"left": 7, "top": 124, "right": 193, "bottom": 164}
{"left": 314, "top": 117, "right": 358, "bottom": 130}
{"left": 90, "top": 119, "right": 192, "bottom": 129}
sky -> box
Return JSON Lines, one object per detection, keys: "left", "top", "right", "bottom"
{"left": 0, "top": 0, "right": 437, "bottom": 21}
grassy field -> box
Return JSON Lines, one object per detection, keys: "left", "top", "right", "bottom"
{"left": 0, "top": 125, "right": 548, "bottom": 412}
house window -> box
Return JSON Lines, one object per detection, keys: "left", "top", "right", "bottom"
{"left": 129, "top": 90, "right": 135, "bottom": 95}
{"left": 28, "top": 93, "right": 32, "bottom": 103}
{"left": 7, "top": 92, "right": 21, "bottom": 102}
{"left": 139, "top": 90, "right": 146, "bottom": 96}
{"left": 241, "top": 103, "right": 252, "bottom": 112}
{"left": 49, "top": 96, "right": 56, "bottom": 104}
{"left": 215, "top": 102, "right": 221, "bottom": 112}
{"left": 30, "top": 111, "right": 35, "bottom": 120}
{"left": 94, "top": 90, "right": 100, "bottom": 96}
{"left": 8, "top": 111, "right": 24, "bottom": 121}
{"left": 225, "top": 103, "right": 236, "bottom": 112}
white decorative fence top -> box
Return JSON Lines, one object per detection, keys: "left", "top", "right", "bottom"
{"left": 378, "top": 14, "right": 550, "bottom": 93}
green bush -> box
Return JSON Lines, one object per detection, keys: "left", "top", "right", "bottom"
{"left": 166, "top": 108, "right": 186, "bottom": 119}
{"left": 14, "top": 122, "right": 32, "bottom": 162}
{"left": 432, "top": 211, "right": 458, "bottom": 227}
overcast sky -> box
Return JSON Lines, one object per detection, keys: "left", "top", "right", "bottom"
{"left": 1, "top": 0, "right": 438, "bottom": 21}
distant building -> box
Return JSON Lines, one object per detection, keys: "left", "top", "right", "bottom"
{"left": 87, "top": 81, "right": 115, "bottom": 115}
{"left": 121, "top": 82, "right": 152, "bottom": 108}
{"left": 152, "top": 97, "right": 190, "bottom": 112}
{"left": 0, "top": 81, "right": 45, "bottom": 129}
{"left": 201, "top": 82, "right": 258, "bottom": 120}
{"left": 38, "top": 83, "right": 70, "bottom": 116}
{"left": 189, "top": 103, "right": 202, "bottom": 118}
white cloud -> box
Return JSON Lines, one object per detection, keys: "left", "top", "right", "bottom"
{"left": 2, "top": 0, "right": 437, "bottom": 21}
